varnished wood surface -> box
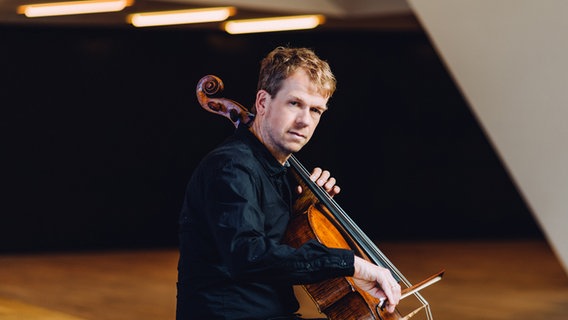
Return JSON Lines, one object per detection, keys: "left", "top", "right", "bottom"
{"left": 0, "top": 239, "right": 566, "bottom": 320}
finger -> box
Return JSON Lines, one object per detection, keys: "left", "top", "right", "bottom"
{"left": 310, "top": 167, "right": 323, "bottom": 183}
{"left": 384, "top": 283, "right": 401, "bottom": 313}
{"left": 376, "top": 275, "right": 400, "bottom": 312}
{"left": 323, "top": 177, "right": 341, "bottom": 197}
{"left": 322, "top": 177, "right": 335, "bottom": 191}
{"left": 391, "top": 283, "right": 401, "bottom": 308}
{"left": 329, "top": 185, "right": 340, "bottom": 197}
{"left": 316, "top": 170, "right": 331, "bottom": 186}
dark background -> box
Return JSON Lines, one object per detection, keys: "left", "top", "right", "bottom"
{"left": 1, "top": 25, "right": 542, "bottom": 253}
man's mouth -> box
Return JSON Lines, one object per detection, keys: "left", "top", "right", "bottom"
{"left": 289, "top": 131, "right": 306, "bottom": 139}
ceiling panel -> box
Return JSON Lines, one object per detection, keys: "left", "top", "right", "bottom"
{"left": 0, "top": 0, "right": 418, "bottom": 31}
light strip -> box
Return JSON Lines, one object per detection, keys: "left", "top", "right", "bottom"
{"left": 17, "top": 0, "right": 132, "bottom": 18}
{"left": 127, "top": 7, "right": 236, "bottom": 27}
{"left": 222, "top": 15, "right": 325, "bottom": 34}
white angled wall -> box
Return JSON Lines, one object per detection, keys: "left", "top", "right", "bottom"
{"left": 407, "top": 0, "right": 568, "bottom": 274}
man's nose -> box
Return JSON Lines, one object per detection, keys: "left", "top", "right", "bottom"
{"left": 296, "top": 108, "right": 312, "bottom": 126}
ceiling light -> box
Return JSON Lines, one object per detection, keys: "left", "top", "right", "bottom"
{"left": 18, "top": 0, "right": 132, "bottom": 18}
{"left": 127, "top": 7, "right": 236, "bottom": 27}
{"left": 222, "top": 15, "right": 325, "bottom": 34}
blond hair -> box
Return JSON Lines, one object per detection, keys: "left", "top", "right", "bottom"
{"left": 254, "top": 46, "right": 336, "bottom": 113}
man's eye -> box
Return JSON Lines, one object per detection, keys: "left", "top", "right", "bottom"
{"left": 311, "top": 108, "right": 323, "bottom": 115}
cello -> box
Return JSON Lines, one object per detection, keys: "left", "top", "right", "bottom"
{"left": 196, "top": 74, "right": 444, "bottom": 320}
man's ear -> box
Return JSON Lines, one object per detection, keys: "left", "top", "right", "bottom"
{"left": 255, "top": 90, "right": 270, "bottom": 115}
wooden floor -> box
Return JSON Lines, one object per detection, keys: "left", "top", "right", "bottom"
{"left": 0, "top": 239, "right": 567, "bottom": 320}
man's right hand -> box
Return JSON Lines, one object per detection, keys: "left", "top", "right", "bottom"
{"left": 352, "top": 256, "right": 401, "bottom": 313}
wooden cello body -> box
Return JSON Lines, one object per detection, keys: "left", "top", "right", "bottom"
{"left": 195, "top": 75, "right": 443, "bottom": 320}
{"left": 283, "top": 198, "right": 402, "bottom": 320}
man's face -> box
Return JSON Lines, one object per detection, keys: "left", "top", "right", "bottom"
{"left": 260, "top": 68, "right": 329, "bottom": 160}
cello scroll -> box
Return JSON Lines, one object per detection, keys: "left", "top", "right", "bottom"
{"left": 196, "top": 75, "right": 254, "bottom": 128}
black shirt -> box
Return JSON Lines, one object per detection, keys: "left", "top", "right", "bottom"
{"left": 176, "top": 125, "right": 355, "bottom": 320}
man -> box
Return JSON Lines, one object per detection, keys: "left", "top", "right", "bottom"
{"left": 176, "top": 46, "right": 401, "bottom": 320}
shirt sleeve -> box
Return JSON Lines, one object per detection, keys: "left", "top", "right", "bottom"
{"left": 204, "top": 158, "right": 355, "bottom": 285}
